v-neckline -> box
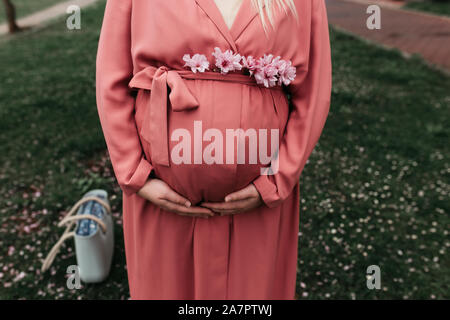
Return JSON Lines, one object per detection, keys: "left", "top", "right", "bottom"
{"left": 195, "top": 0, "right": 263, "bottom": 52}
{"left": 212, "top": 0, "right": 246, "bottom": 32}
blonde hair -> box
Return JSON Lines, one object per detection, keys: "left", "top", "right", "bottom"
{"left": 251, "top": 0, "right": 299, "bottom": 35}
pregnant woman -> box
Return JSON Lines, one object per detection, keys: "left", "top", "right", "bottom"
{"left": 96, "top": 0, "right": 331, "bottom": 299}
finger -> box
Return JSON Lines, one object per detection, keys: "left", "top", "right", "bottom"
{"left": 201, "top": 201, "right": 237, "bottom": 211}
{"left": 205, "top": 207, "right": 238, "bottom": 214}
{"left": 219, "top": 200, "right": 258, "bottom": 215}
{"left": 160, "top": 200, "right": 214, "bottom": 216}
{"left": 224, "top": 186, "right": 254, "bottom": 202}
{"left": 174, "top": 205, "right": 214, "bottom": 216}
{"left": 184, "top": 206, "right": 215, "bottom": 216}
{"left": 206, "top": 198, "right": 260, "bottom": 215}
{"left": 201, "top": 198, "right": 254, "bottom": 211}
{"left": 160, "top": 188, "right": 191, "bottom": 207}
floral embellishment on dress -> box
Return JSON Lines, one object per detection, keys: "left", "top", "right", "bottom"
{"left": 254, "top": 54, "right": 279, "bottom": 88}
{"left": 253, "top": 54, "right": 297, "bottom": 88}
{"left": 212, "top": 47, "right": 243, "bottom": 74}
{"left": 182, "top": 49, "right": 296, "bottom": 88}
{"left": 241, "top": 55, "right": 258, "bottom": 76}
{"left": 182, "top": 53, "right": 210, "bottom": 73}
{"left": 276, "top": 59, "right": 296, "bottom": 86}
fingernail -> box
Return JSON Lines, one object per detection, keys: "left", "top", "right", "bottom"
{"left": 185, "top": 201, "right": 191, "bottom": 207}
{"left": 224, "top": 197, "right": 230, "bottom": 202}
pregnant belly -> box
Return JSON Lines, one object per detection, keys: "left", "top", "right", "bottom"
{"left": 136, "top": 80, "right": 289, "bottom": 205}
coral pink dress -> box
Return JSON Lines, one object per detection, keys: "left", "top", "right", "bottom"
{"left": 96, "top": 0, "right": 331, "bottom": 300}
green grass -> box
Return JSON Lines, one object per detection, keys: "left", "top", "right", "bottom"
{"left": 0, "top": 0, "right": 128, "bottom": 299}
{"left": 0, "top": 0, "right": 67, "bottom": 24}
{"left": 404, "top": 1, "right": 450, "bottom": 17}
{"left": 297, "top": 29, "right": 449, "bottom": 300}
{"left": 0, "top": 1, "right": 449, "bottom": 300}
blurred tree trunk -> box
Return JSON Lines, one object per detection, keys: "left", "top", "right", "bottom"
{"left": 2, "top": 0, "right": 21, "bottom": 33}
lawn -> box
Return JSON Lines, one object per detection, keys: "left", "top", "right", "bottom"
{"left": 0, "top": 0, "right": 448, "bottom": 299}
{"left": 404, "top": 0, "right": 450, "bottom": 17}
{"left": 0, "top": 0, "right": 67, "bottom": 24}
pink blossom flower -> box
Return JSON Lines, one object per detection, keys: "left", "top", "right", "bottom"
{"left": 258, "top": 54, "right": 275, "bottom": 68}
{"left": 277, "top": 59, "right": 296, "bottom": 86}
{"left": 270, "top": 57, "right": 285, "bottom": 75}
{"left": 212, "top": 47, "right": 242, "bottom": 74}
{"left": 271, "top": 55, "right": 282, "bottom": 67}
{"left": 242, "top": 55, "right": 259, "bottom": 75}
{"left": 13, "top": 272, "right": 26, "bottom": 282}
{"left": 254, "top": 64, "right": 279, "bottom": 88}
{"left": 182, "top": 53, "right": 209, "bottom": 73}
{"left": 253, "top": 54, "right": 281, "bottom": 88}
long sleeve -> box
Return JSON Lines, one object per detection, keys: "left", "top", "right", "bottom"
{"left": 253, "top": 0, "right": 332, "bottom": 208}
{"left": 96, "top": 0, "right": 153, "bottom": 196}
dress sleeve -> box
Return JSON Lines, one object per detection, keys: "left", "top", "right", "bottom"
{"left": 96, "top": 0, "right": 154, "bottom": 196}
{"left": 252, "top": 0, "right": 332, "bottom": 208}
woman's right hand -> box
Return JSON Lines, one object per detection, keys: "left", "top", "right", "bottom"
{"left": 137, "top": 178, "right": 214, "bottom": 218}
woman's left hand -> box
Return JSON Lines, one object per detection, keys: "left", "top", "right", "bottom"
{"left": 200, "top": 183, "right": 263, "bottom": 215}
